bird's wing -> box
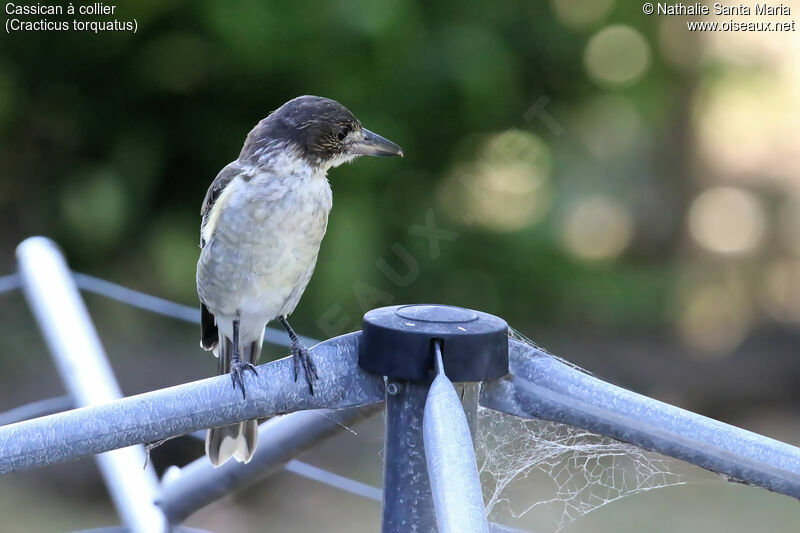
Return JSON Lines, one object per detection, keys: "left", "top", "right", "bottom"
{"left": 199, "top": 161, "right": 248, "bottom": 350}
{"left": 200, "top": 302, "right": 218, "bottom": 350}
{"left": 200, "top": 161, "right": 246, "bottom": 247}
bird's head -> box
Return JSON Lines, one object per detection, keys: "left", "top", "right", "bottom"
{"left": 241, "top": 95, "right": 403, "bottom": 171}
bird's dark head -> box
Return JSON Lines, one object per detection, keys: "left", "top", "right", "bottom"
{"left": 240, "top": 95, "right": 403, "bottom": 170}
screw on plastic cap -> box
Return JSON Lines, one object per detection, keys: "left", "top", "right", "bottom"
{"left": 358, "top": 304, "right": 509, "bottom": 382}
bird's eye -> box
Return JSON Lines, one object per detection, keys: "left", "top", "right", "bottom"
{"left": 337, "top": 126, "right": 351, "bottom": 141}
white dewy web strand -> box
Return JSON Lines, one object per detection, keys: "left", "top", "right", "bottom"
{"left": 474, "top": 329, "right": 687, "bottom": 532}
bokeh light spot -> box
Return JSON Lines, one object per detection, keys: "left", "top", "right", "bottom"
{"left": 688, "top": 187, "right": 765, "bottom": 255}
{"left": 551, "top": 0, "right": 615, "bottom": 30}
{"left": 693, "top": 72, "right": 800, "bottom": 182}
{"left": 575, "top": 94, "right": 643, "bottom": 159}
{"left": 584, "top": 25, "right": 651, "bottom": 87}
{"left": 677, "top": 279, "right": 751, "bottom": 356}
{"left": 60, "top": 168, "right": 128, "bottom": 252}
{"left": 562, "top": 195, "right": 633, "bottom": 261}
{"left": 440, "top": 130, "right": 553, "bottom": 232}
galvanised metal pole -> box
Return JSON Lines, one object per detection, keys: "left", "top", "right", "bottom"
{"left": 283, "top": 460, "right": 384, "bottom": 502}
{"left": 359, "top": 304, "right": 509, "bottom": 532}
{"left": 157, "top": 404, "right": 380, "bottom": 523}
{"left": 480, "top": 339, "right": 800, "bottom": 499}
{"left": 16, "top": 237, "right": 167, "bottom": 533}
{"left": 72, "top": 273, "right": 318, "bottom": 347}
{"left": 0, "top": 331, "right": 385, "bottom": 473}
{"left": 0, "top": 397, "right": 388, "bottom": 506}
{"left": 0, "top": 395, "right": 74, "bottom": 426}
{"left": 179, "top": 430, "right": 387, "bottom": 502}
{"left": 423, "top": 341, "right": 489, "bottom": 532}
{"left": 383, "top": 376, "right": 437, "bottom": 531}
{"left": 175, "top": 427, "right": 524, "bottom": 533}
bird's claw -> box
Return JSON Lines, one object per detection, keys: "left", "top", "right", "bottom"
{"left": 291, "top": 341, "right": 318, "bottom": 395}
{"left": 230, "top": 360, "right": 258, "bottom": 400}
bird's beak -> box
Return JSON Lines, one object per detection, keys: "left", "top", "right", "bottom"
{"left": 350, "top": 128, "right": 404, "bottom": 157}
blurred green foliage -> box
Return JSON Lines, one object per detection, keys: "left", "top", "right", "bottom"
{"left": 0, "top": 0, "right": 677, "bottom": 338}
{"left": 3, "top": 5, "right": 800, "bottom": 531}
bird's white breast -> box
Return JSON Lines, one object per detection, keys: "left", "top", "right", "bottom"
{"left": 197, "top": 153, "right": 332, "bottom": 343}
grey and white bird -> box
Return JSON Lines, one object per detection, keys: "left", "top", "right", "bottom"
{"left": 197, "top": 95, "right": 403, "bottom": 466}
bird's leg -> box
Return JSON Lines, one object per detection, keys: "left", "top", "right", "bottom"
{"left": 278, "top": 315, "right": 318, "bottom": 395}
{"left": 230, "top": 313, "right": 258, "bottom": 400}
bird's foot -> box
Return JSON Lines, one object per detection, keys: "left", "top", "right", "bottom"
{"left": 291, "top": 341, "right": 318, "bottom": 395}
{"left": 230, "top": 359, "right": 258, "bottom": 400}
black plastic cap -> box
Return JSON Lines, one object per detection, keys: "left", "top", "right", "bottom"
{"left": 358, "top": 304, "right": 509, "bottom": 382}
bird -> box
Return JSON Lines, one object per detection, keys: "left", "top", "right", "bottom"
{"left": 196, "top": 95, "right": 403, "bottom": 466}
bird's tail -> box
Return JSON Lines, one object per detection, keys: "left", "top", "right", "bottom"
{"left": 205, "top": 333, "right": 262, "bottom": 467}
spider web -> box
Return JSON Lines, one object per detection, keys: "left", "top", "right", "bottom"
{"left": 475, "top": 331, "right": 688, "bottom": 532}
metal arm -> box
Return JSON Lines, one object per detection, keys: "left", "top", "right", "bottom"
{"left": 6, "top": 238, "right": 800, "bottom": 532}
{"left": 157, "top": 404, "right": 380, "bottom": 523}
{"left": 480, "top": 339, "right": 800, "bottom": 499}
{"left": 423, "top": 341, "right": 489, "bottom": 533}
{"left": 0, "top": 331, "right": 384, "bottom": 474}
{"left": 17, "top": 237, "right": 167, "bottom": 533}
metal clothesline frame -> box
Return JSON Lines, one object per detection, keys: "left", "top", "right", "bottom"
{"left": 1, "top": 236, "right": 799, "bottom": 532}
